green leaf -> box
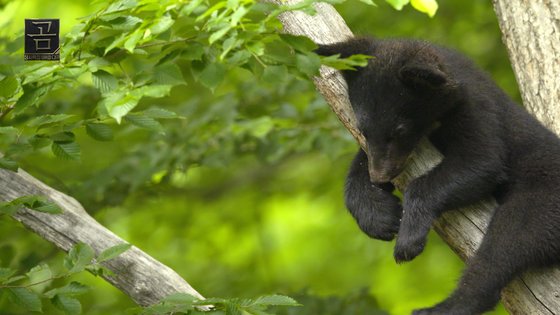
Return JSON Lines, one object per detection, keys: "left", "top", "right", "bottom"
{"left": 0, "top": 126, "right": 18, "bottom": 136}
{"left": 182, "top": 43, "right": 205, "bottom": 61}
{"left": 85, "top": 123, "right": 114, "bottom": 141}
{"left": 410, "top": 0, "right": 438, "bottom": 17}
{"left": 92, "top": 70, "right": 118, "bottom": 94}
{"left": 157, "top": 293, "right": 195, "bottom": 312}
{"left": 0, "top": 157, "right": 18, "bottom": 172}
{"left": 153, "top": 63, "right": 185, "bottom": 86}
{"left": 320, "top": 53, "right": 372, "bottom": 70}
{"left": 0, "top": 76, "right": 19, "bottom": 98}
{"left": 65, "top": 243, "right": 95, "bottom": 273}
{"left": 295, "top": 53, "right": 321, "bottom": 76}
{"left": 45, "top": 281, "right": 90, "bottom": 298}
{"left": 88, "top": 57, "right": 111, "bottom": 72}
{"left": 253, "top": 295, "right": 299, "bottom": 306}
{"left": 22, "top": 64, "right": 59, "bottom": 85}
{"left": 111, "top": 15, "right": 143, "bottom": 31}
{"left": 150, "top": 14, "right": 174, "bottom": 34}
{"left": 4, "top": 195, "right": 63, "bottom": 214}
{"left": 97, "top": 243, "right": 131, "bottom": 263}
{"left": 359, "top": 0, "right": 377, "bottom": 5}
{"left": 51, "top": 131, "right": 76, "bottom": 142}
{"left": 143, "top": 107, "right": 180, "bottom": 119}
{"left": 385, "top": 0, "right": 409, "bottom": 10}
{"left": 0, "top": 268, "right": 17, "bottom": 283}
{"left": 52, "top": 294, "right": 82, "bottom": 315}
{"left": 32, "top": 200, "right": 64, "bottom": 214}
{"left": 104, "top": 33, "right": 127, "bottom": 55}
{"left": 124, "top": 29, "right": 144, "bottom": 52}
{"left": 26, "top": 264, "right": 52, "bottom": 289}
{"left": 193, "top": 62, "right": 226, "bottom": 91}
{"left": 103, "top": 92, "right": 141, "bottom": 123}
{"left": 262, "top": 65, "right": 288, "bottom": 84}
{"left": 27, "top": 114, "right": 76, "bottom": 128}
{"left": 209, "top": 25, "right": 232, "bottom": 44}
{"left": 0, "top": 201, "right": 19, "bottom": 215}
{"left": 124, "top": 114, "right": 163, "bottom": 131}
{"left": 28, "top": 135, "right": 52, "bottom": 149}
{"left": 279, "top": 34, "right": 317, "bottom": 52}
{"left": 14, "top": 84, "right": 53, "bottom": 113}
{"left": 7, "top": 287, "right": 42, "bottom": 312}
{"left": 133, "top": 85, "right": 173, "bottom": 98}
{"left": 52, "top": 141, "right": 81, "bottom": 161}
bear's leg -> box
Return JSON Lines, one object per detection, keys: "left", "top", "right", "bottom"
{"left": 412, "top": 199, "right": 558, "bottom": 315}
{"left": 345, "top": 149, "right": 402, "bottom": 241}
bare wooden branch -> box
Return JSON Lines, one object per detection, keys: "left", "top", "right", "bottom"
{"left": 271, "top": 1, "right": 560, "bottom": 314}
{"left": 0, "top": 168, "right": 204, "bottom": 307}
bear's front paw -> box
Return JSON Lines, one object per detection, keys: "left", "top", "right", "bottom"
{"left": 393, "top": 233, "right": 427, "bottom": 263}
{"left": 356, "top": 211, "right": 400, "bottom": 241}
{"left": 345, "top": 183, "right": 402, "bottom": 241}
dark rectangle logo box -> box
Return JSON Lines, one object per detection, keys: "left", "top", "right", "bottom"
{"left": 25, "top": 19, "right": 60, "bottom": 61}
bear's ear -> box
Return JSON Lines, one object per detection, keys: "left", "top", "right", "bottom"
{"left": 398, "top": 62, "right": 449, "bottom": 89}
{"left": 315, "top": 37, "right": 374, "bottom": 59}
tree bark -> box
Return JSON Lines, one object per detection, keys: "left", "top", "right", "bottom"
{"left": 493, "top": 0, "right": 560, "bottom": 132}
{"left": 492, "top": 1, "right": 560, "bottom": 313}
{"left": 0, "top": 168, "right": 205, "bottom": 307}
{"left": 271, "top": 1, "right": 560, "bottom": 314}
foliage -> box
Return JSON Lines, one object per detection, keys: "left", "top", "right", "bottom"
{"left": 0, "top": 0, "right": 514, "bottom": 314}
{"left": 0, "top": 242, "right": 130, "bottom": 314}
{"left": 0, "top": 195, "right": 63, "bottom": 215}
{"left": 138, "top": 293, "right": 300, "bottom": 315}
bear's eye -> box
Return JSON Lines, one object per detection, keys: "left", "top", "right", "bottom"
{"left": 393, "top": 124, "right": 408, "bottom": 138}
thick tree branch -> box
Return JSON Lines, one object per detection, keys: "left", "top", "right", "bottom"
{"left": 271, "top": 1, "right": 560, "bottom": 314}
{"left": 0, "top": 168, "right": 204, "bottom": 307}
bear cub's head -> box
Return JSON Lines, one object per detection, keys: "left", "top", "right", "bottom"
{"left": 317, "top": 37, "right": 460, "bottom": 183}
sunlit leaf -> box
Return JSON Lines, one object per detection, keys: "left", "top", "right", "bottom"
{"left": 385, "top": 0, "right": 409, "bottom": 10}
{"left": 104, "top": 93, "right": 140, "bottom": 123}
{"left": 359, "top": 0, "right": 377, "bottom": 5}
{"left": 150, "top": 14, "right": 174, "bottom": 34}
{"left": 410, "top": 0, "right": 438, "bottom": 17}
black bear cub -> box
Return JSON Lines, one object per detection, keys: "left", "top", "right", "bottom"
{"left": 317, "top": 37, "right": 560, "bottom": 315}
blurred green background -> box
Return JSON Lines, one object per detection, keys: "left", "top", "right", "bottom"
{"left": 0, "top": 0, "right": 519, "bottom": 314}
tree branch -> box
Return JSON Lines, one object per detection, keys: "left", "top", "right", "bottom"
{"left": 0, "top": 168, "right": 204, "bottom": 307}
{"left": 270, "top": 1, "right": 560, "bottom": 314}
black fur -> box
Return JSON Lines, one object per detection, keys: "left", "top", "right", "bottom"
{"left": 317, "top": 37, "right": 560, "bottom": 314}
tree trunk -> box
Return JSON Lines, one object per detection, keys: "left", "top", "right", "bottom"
{"left": 493, "top": 0, "right": 560, "bottom": 132}
{"left": 0, "top": 168, "right": 205, "bottom": 307}
{"left": 270, "top": 1, "right": 560, "bottom": 314}
{"left": 492, "top": 1, "right": 560, "bottom": 313}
